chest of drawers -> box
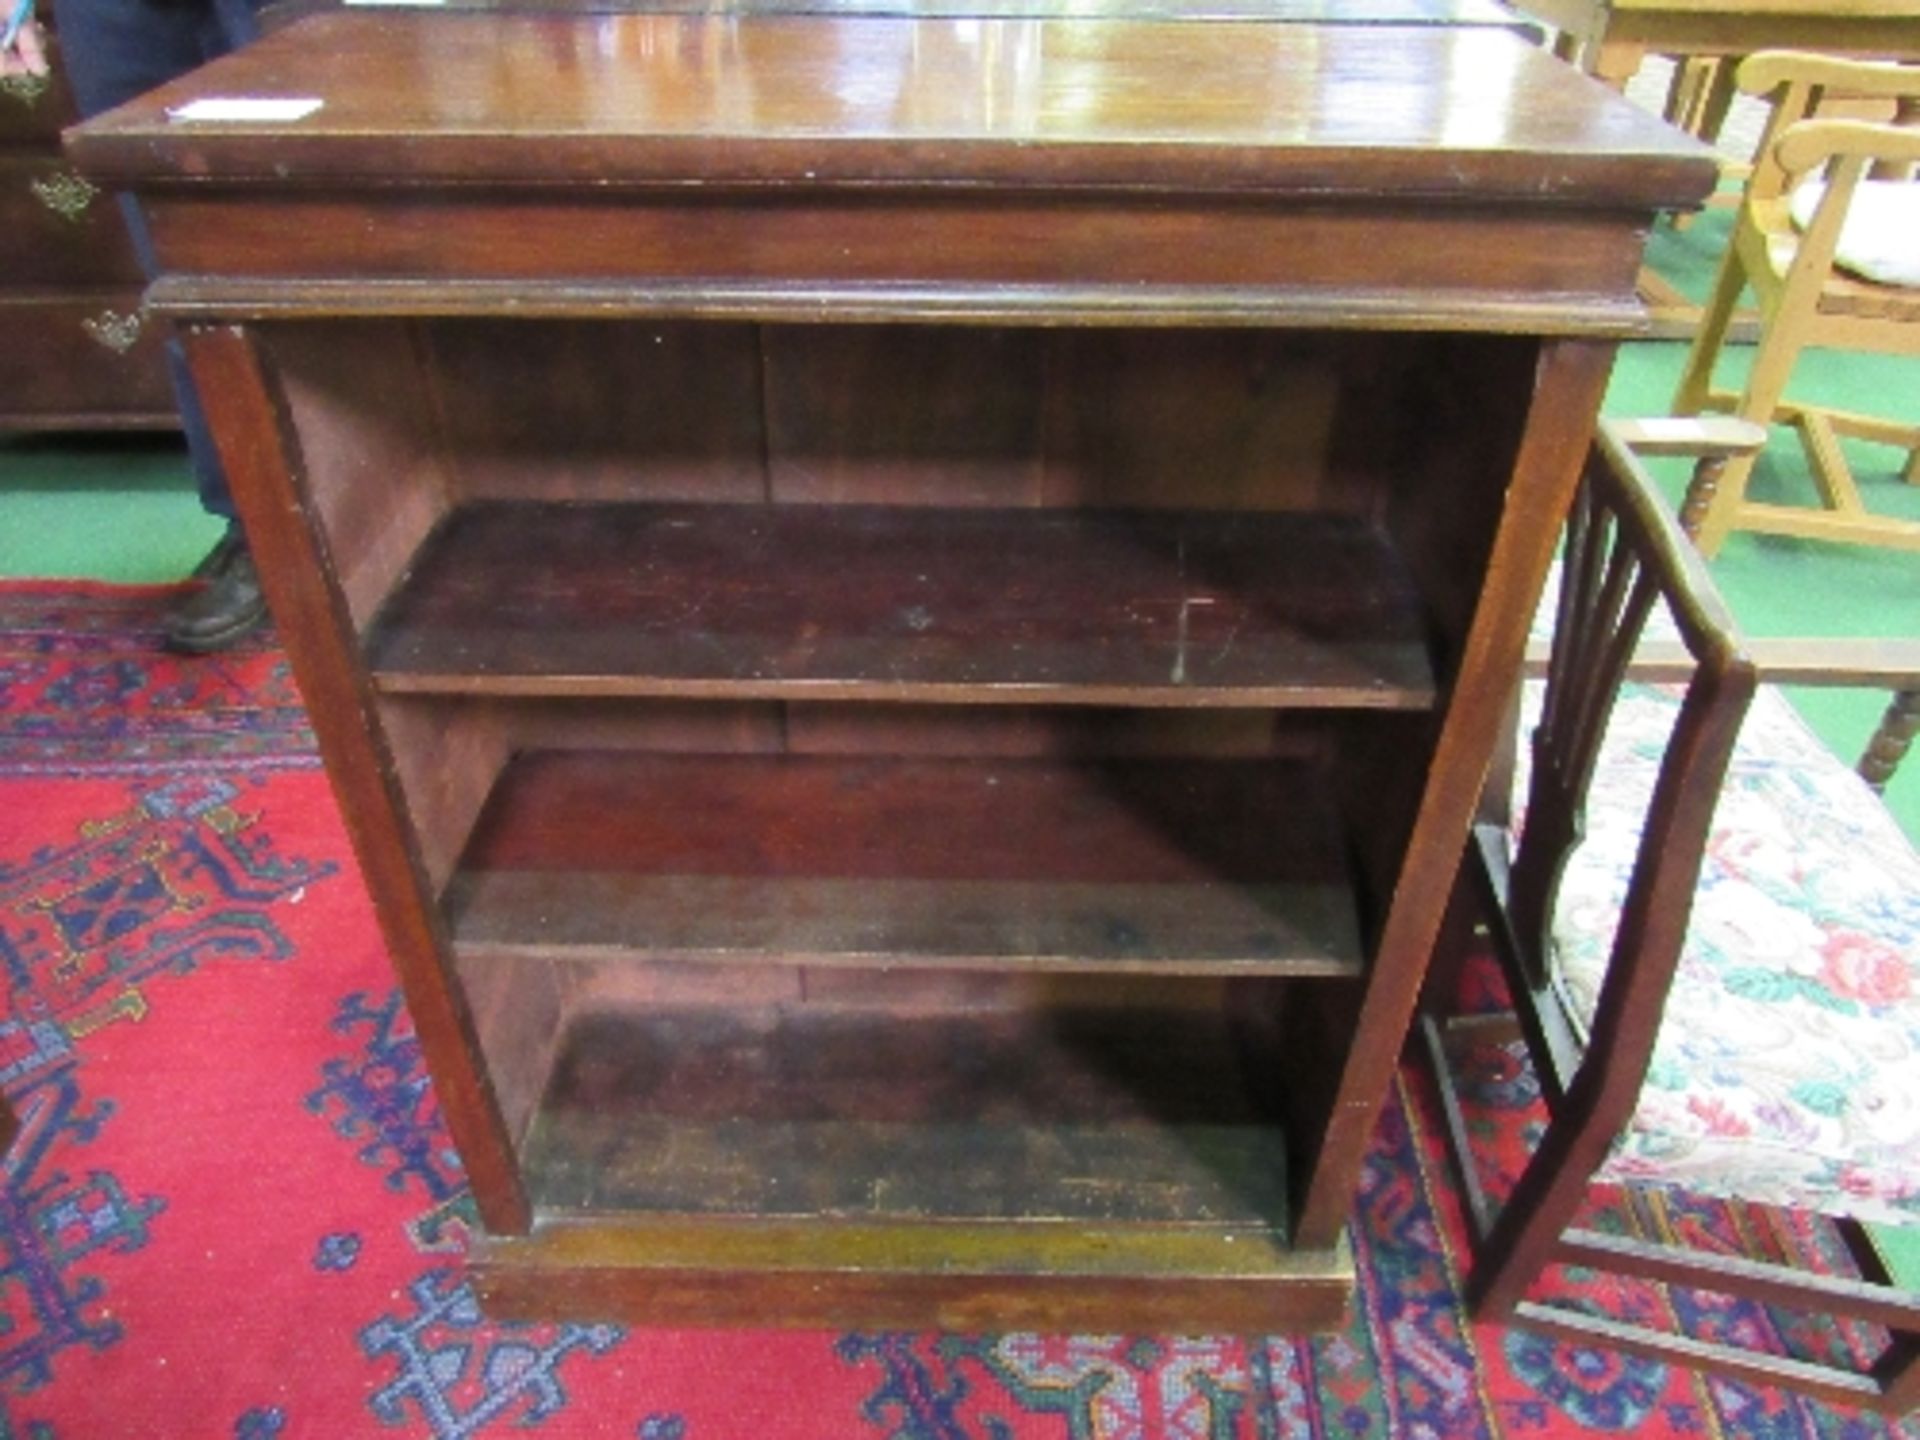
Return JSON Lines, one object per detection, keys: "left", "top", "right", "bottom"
{"left": 1, "top": 18, "right": 173, "bottom": 431}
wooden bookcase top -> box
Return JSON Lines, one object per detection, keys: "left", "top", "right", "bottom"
{"left": 70, "top": 9, "right": 1712, "bottom": 207}
{"left": 373, "top": 0, "right": 1527, "bottom": 21}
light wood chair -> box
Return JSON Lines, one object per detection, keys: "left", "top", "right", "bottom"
{"left": 1674, "top": 51, "right": 1920, "bottom": 556}
{"left": 1423, "top": 421, "right": 1920, "bottom": 1414}
{"left": 1607, "top": 418, "right": 1918, "bottom": 792}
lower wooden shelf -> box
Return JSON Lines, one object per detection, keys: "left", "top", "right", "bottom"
{"left": 472, "top": 997, "right": 1353, "bottom": 1331}
{"left": 448, "top": 748, "right": 1366, "bottom": 1325}
{"left": 447, "top": 750, "right": 1364, "bottom": 976}
{"left": 529, "top": 1001, "right": 1286, "bottom": 1221}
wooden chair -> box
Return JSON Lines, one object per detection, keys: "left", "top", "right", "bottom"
{"left": 1674, "top": 51, "right": 1920, "bottom": 556}
{"left": 1422, "top": 421, "right": 1920, "bottom": 1414}
{"left": 1606, "top": 417, "right": 1918, "bottom": 792}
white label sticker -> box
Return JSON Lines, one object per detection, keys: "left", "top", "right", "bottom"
{"left": 166, "top": 97, "right": 325, "bottom": 124}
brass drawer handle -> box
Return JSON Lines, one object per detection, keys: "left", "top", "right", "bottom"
{"left": 82, "top": 309, "right": 143, "bottom": 354}
{"left": 31, "top": 169, "right": 99, "bottom": 221}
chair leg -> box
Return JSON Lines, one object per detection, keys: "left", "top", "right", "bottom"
{"left": 1466, "top": 1102, "right": 1608, "bottom": 1319}
{"left": 1687, "top": 446, "right": 1762, "bottom": 558}
{"left": 1672, "top": 247, "right": 1747, "bottom": 419}
{"left": 1687, "top": 289, "right": 1813, "bottom": 557}
{"left": 1875, "top": 1334, "right": 1920, "bottom": 1414}
{"left": 1664, "top": 58, "right": 1715, "bottom": 138}
{"left": 1678, "top": 451, "right": 1736, "bottom": 542}
{"left": 1861, "top": 688, "right": 1920, "bottom": 792}
{"left": 1694, "top": 59, "right": 1740, "bottom": 150}
{"left": 1665, "top": 59, "right": 1743, "bottom": 234}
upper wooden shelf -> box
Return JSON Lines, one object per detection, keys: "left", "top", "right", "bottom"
{"left": 69, "top": 11, "right": 1710, "bottom": 209}
{"left": 365, "top": 502, "right": 1437, "bottom": 709}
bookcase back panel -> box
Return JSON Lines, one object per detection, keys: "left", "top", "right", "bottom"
{"left": 416, "top": 698, "right": 1330, "bottom": 760}
{"left": 264, "top": 319, "right": 1453, "bottom": 525}
{"left": 422, "top": 320, "right": 770, "bottom": 504}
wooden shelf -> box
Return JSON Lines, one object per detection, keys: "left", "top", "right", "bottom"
{"left": 448, "top": 750, "right": 1364, "bottom": 976}
{"left": 471, "top": 996, "right": 1353, "bottom": 1330}
{"left": 525, "top": 1000, "right": 1288, "bottom": 1221}
{"left": 366, "top": 502, "right": 1437, "bottom": 710}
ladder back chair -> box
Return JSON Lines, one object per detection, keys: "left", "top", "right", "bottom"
{"left": 1423, "top": 422, "right": 1920, "bottom": 1414}
{"left": 1674, "top": 51, "right": 1920, "bottom": 556}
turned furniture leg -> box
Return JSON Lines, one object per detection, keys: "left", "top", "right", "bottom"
{"left": 1679, "top": 453, "right": 1731, "bottom": 541}
{"left": 1861, "top": 688, "right": 1919, "bottom": 793}
{"left": 1680, "top": 277, "right": 1812, "bottom": 555}
{"left": 1683, "top": 447, "right": 1759, "bottom": 557}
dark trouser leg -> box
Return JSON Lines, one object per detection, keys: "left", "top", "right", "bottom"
{"left": 58, "top": 0, "right": 262, "bottom": 521}
{"left": 114, "top": 198, "right": 233, "bottom": 519}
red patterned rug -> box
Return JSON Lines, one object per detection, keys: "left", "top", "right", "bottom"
{"left": 0, "top": 580, "right": 1913, "bottom": 1440}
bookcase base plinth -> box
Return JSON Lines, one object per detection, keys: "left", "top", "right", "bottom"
{"left": 473, "top": 1219, "right": 1355, "bottom": 1333}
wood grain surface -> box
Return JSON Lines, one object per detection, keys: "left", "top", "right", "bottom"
{"left": 367, "top": 503, "right": 1436, "bottom": 709}
{"left": 70, "top": 12, "right": 1711, "bottom": 206}
{"left": 450, "top": 750, "right": 1362, "bottom": 973}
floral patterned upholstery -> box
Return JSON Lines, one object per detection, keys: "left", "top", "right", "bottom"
{"left": 1517, "top": 646, "right": 1920, "bottom": 1227}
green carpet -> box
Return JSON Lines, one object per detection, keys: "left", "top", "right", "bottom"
{"left": 0, "top": 434, "right": 226, "bottom": 584}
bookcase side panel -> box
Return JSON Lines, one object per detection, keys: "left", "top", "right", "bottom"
{"left": 262, "top": 321, "right": 455, "bottom": 632}
{"left": 180, "top": 321, "right": 532, "bottom": 1236}
{"left": 1290, "top": 336, "right": 1619, "bottom": 1249}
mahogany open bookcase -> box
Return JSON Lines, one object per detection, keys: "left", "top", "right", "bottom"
{"left": 66, "top": 6, "right": 1713, "bottom": 1331}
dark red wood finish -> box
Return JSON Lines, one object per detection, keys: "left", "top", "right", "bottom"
{"left": 0, "top": 27, "right": 171, "bottom": 430}
{"left": 368, "top": 503, "right": 1436, "bottom": 709}
{"left": 450, "top": 749, "right": 1363, "bottom": 974}
{"left": 69, "top": 9, "right": 1715, "bottom": 1329}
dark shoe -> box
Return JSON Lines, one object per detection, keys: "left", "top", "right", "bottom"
{"left": 165, "top": 528, "right": 268, "bottom": 654}
{"left": 189, "top": 524, "right": 249, "bottom": 582}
